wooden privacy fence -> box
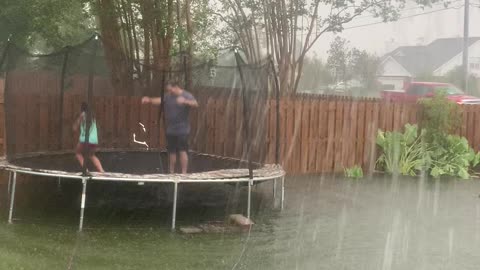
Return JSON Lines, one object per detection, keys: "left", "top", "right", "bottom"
{"left": 275, "top": 96, "right": 480, "bottom": 173}
{"left": 2, "top": 72, "right": 272, "bottom": 166}
{"left": 4, "top": 74, "right": 480, "bottom": 174}
{"left": 5, "top": 93, "right": 270, "bottom": 162}
{"left": 0, "top": 90, "right": 427, "bottom": 174}
{"left": 275, "top": 97, "right": 419, "bottom": 173}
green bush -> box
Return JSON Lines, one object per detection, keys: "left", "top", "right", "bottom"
{"left": 344, "top": 166, "right": 363, "bottom": 179}
{"left": 418, "top": 91, "right": 462, "bottom": 144}
{"left": 377, "top": 92, "right": 480, "bottom": 179}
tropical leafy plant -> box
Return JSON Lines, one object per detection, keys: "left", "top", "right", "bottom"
{"left": 376, "top": 124, "right": 480, "bottom": 179}
{"left": 428, "top": 135, "right": 480, "bottom": 179}
{"left": 344, "top": 166, "right": 363, "bottom": 179}
{"left": 376, "top": 124, "right": 428, "bottom": 176}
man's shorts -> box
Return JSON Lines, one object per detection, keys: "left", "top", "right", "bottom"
{"left": 166, "top": 134, "right": 189, "bottom": 153}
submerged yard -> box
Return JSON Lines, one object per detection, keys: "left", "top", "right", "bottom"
{"left": 1, "top": 174, "right": 480, "bottom": 270}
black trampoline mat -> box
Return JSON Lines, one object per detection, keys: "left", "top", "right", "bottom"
{"left": 9, "top": 151, "right": 253, "bottom": 174}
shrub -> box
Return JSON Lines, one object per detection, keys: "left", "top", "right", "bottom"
{"left": 419, "top": 91, "right": 480, "bottom": 179}
{"left": 344, "top": 166, "right": 363, "bottom": 179}
{"left": 418, "top": 91, "right": 462, "bottom": 144}
{"left": 376, "top": 124, "right": 428, "bottom": 176}
{"left": 427, "top": 135, "right": 480, "bottom": 179}
{"left": 376, "top": 124, "right": 480, "bottom": 179}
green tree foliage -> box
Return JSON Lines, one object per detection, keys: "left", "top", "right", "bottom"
{"left": 415, "top": 66, "right": 478, "bottom": 94}
{"left": 89, "top": 0, "right": 221, "bottom": 95}
{"left": 297, "top": 56, "right": 332, "bottom": 92}
{"left": 349, "top": 48, "right": 381, "bottom": 92}
{"left": 418, "top": 90, "right": 462, "bottom": 143}
{"left": 179, "top": 0, "right": 222, "bottom": 60}
{"left": 327, "top": 36, "right": 381, "bottom": 94}
{"left": 216, "top": 0, "right": 447, "bottom": 93}
{"left": 327, "top": 37, "right": 351, "bottom": 83}
{"left": 444, "top": 66, "right": 479, "bottom": 94}
{"left": 0, "top": 0, "right": 94, "bottom": 51}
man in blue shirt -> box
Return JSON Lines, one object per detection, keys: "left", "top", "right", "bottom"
{"left": 142, "top": 82, "right": 198, "bottom": 174}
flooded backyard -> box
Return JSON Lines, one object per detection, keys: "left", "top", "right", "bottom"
{"left": 1, "top": 174, "right": 480, "bottom": 270}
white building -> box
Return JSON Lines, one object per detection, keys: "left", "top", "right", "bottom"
{"left": 378, "top": 37, "right": 480, "bottom": 90}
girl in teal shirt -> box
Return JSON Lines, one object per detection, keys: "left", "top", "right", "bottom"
{"left": 73, "top": 102, "right": 104, "bottom": 172}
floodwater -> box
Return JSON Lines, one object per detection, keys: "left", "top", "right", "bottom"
{"left": 1, "top": 174, "right": 480, "bottom": 270}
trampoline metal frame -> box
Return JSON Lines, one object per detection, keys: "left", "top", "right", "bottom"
{"left": 5, "top": 168, "right": 285, "bottom": 231}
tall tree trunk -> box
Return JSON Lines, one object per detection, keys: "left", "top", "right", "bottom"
{"left": 176, "top": 0, "right": 184, "bottom": 53}
{"left": 150, "top": 0, "right": 174, "bottom": 96}
{"left": 96, "top": 0, "right": 133, "bottom": 96}
{"left": 140, "top": 0, "right": 153, "bottom": 94}
{"left": 185, "top": 0, "right": 193, "bottom": 91}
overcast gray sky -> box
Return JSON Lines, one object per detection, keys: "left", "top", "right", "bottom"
{"left": 310, "top": 0, "right": 480, "bottom": 59}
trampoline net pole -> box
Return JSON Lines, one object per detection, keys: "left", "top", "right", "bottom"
{"left": 234, "top": 50, "right": 253, "bottom": 179}
{"left": 270, "top": 57, "right": 281, "bottom": 165}
{"left": 0, "top": 38, "right": 9, "bottom": 72}
{"left": 156, "top": 68, "right": 166, "bottom": 174}
{"left": 58, "top": 47, "right": 70, "bottom": 150}
{"left": 83, "top": 35, "right": 99, "bottom": 175}
{"left": 2, "top": 39, "right": 13, "bottom": 159}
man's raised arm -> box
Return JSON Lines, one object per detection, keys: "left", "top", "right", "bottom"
{"left": 141, "top": 97, "right": 162, "bottom": 105}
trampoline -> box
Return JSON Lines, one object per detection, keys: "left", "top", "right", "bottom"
{"left": 0, "top": 35, "right": 285, "bottom": 231}
{"left": 1, "top": 150, "right": 285, "bottom": 230}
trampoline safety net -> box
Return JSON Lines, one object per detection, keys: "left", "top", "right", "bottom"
{"left": 0, "top": 35, "right": 280, "bottom": 175}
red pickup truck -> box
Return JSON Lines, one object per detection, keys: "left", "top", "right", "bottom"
{"left": 382, "top": 82, "right": 480, "bottom": 104}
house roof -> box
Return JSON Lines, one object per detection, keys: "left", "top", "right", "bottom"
{"left": 384, "top": 37, "right": 480, "bottom": 76}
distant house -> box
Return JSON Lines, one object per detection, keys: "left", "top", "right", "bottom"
{"left": 378, "top": 37, "right": 480, "bottom": 90}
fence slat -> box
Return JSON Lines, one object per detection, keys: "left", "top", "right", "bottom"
{"left": 300, "top": 99, "right": 310, "bottom": 173}
{"left": 308, "top": 99, "right": 319, "bottom": 173}
{"left": 316, "top": 100, "right": 328, "bottom": 172}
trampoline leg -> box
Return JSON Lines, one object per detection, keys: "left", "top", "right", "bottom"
{"left": 247, "top": 180, "right": 252, "bottom": 219}
{"left": 273, "top": 178, "right": 277, "bottom": 200}
{"left": 8, "top": 172, "right": 17, "bottom": 224}
{"left": 7, "top": 171, "right": 12, "bottom": 201}
{"left": 172, "top": 182, "right": 178, "bottom": 231}
{"left": 57, "top": 177, "right": 62, "bottom": 191}
{"left": 79, "top": 178, "right": 88, "bottom": 232}
{"left": 281, "top": 176, "right": 285, "bottom": 211}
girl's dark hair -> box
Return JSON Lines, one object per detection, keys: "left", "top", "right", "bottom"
{"left": 81, "top": 102, "right": 88, "bottom": 113}
{"left": 80, "top": 102, "right": 95, "bottom": 119}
